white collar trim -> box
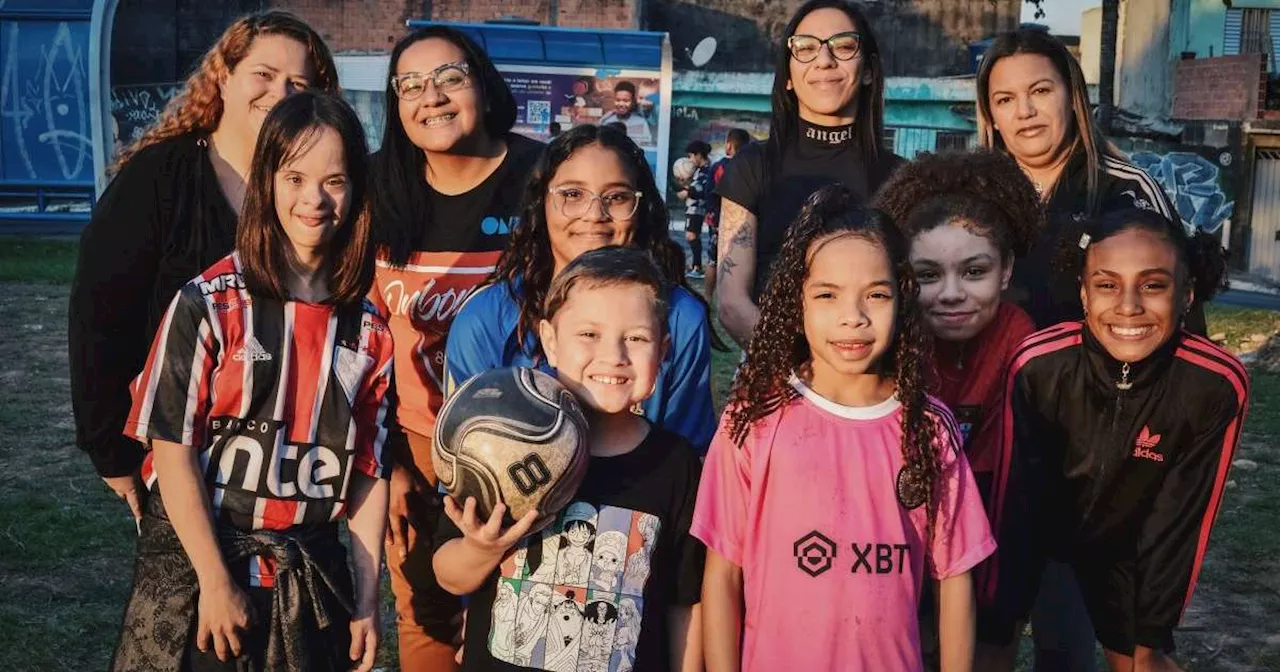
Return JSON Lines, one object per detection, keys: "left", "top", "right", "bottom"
{"left": 789, "top": 375, "right": 901, "bottom": 420}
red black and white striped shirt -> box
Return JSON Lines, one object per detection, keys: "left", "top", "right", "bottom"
{"left": 126, "top": 253, "right": 394, "bottom": 585}
{"left": 985, "top": 321, "right": 1248, "bottom": 648}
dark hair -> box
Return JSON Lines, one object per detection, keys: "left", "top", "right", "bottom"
{"left": 727, "top": 184, "right": 939, "bottom": 511}
{"left": 977, "top": 28, "right": 1118, "bottom": 213}
{"left": 543, "top": 246, "right": 671, "bottom": 339}
{"left": 874, "top": 149, "right": 1043, "bottom": 262}
{"left": 725, "top": 128, "right": 752, "bottom": 152}
{"left": 685, "top": 140, "right": 711, "bottom": 158}
{"left": 490, "top": 124, "right": 725, "bottom": 355}
{"left": 237, "top": 92, "right": 373, "bottom": 304}
{"left": 604, "top": 121, "right": 628, "bottom": 134}
{"left": 768, "top": 1, "right": 887, "bottom": 173}
{"left": 371, "top": 27, "right": 518, "bottom": 266}
{"left": 549, "top": 121, "right": 562, "bottom": 136}
{"left": 613, "top": 81, "right": 638, "bottom": 98}
{"left": 1059, "top": 208, "right": 1228, "bottom": 309}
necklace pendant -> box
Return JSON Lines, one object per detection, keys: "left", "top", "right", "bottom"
{"left": 1116, "top": 362, "right": 1133, "bottom": 391}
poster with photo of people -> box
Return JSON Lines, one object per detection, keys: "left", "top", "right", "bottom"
{"left": 496, "top": 64, "right": 670, "bottom": 192}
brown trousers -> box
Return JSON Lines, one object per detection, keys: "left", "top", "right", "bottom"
{"left": 387, "top": 430, "right": 463, "bottom": 671}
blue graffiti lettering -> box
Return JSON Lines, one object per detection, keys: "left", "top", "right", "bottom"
{"left": 1131, "top": 151, "right": 1234, "bottom": 234}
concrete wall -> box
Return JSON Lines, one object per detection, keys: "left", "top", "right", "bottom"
{"left": 1116, "top": 0, "right": 1172, "bottom": 117}
{"left": 1081, "top": 6, "right": 1101, "bottom": 85}
{"left": 647, "top": 0, "right": 1019, "bottom": 76}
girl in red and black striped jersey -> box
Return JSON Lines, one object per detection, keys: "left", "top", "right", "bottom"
{"left": 113, "top": 93, "right": 390, "bottom": 672}
{"left": 994, "top": 208, "right": 1245, "bottom": 672}
{"left": 875, "top": 149, "right": 1044, "bottom": 669}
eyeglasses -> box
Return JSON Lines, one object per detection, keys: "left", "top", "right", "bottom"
{"left": 390, "top": 61, "right": 471, "bottom": 100}
{"left": 548, "top": 186, "right": 643, "bottom": 222}
{"left": 787, "top": 31, "right": 862, "bottom": 63}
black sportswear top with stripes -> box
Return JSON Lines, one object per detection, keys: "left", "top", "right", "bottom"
{"left": 1010, "top": 148, "right": 1206, "bottom": 332}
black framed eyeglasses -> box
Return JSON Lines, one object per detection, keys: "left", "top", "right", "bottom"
{"left": 548, "top": 186, "right": 643, "bottom": 221}
{"left": 787, "top": 31, "right": 862, "bottom": 63}
{"left": 390, "top": 61, "right": 471, "bottom": 100}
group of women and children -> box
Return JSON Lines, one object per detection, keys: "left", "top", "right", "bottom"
{"left": 67, "top": 1, "right": 1249, "bottom": 671}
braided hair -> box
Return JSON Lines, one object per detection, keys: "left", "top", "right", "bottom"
{"left": 727, "top": 184, "right": 941, "bottom": 512}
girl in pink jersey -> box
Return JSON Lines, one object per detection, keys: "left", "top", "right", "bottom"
{"left": 693, "top": 184, "right": 995, "bottom": 672}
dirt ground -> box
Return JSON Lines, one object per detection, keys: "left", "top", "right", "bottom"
{"left": 2, "top": 281, "right": 1278, "bottom": 670}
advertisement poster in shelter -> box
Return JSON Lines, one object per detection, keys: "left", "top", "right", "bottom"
{"left": 496, "top": 64, "right": 670, "bottom": 192}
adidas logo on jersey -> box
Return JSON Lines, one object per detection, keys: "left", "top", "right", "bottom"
{"left": 1132, "top": 426, "right": 1164, "bottom": 462}
{"left": 233, "top": 335, "right": 272, "bottom": 362}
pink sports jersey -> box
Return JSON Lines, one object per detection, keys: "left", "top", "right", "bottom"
{"left": 691, "top": 378, "right": 996, "bottom": 671}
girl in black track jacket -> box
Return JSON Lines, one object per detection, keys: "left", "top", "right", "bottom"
{"left": 992, "top": 208, "right": 1248, "bottom": 671}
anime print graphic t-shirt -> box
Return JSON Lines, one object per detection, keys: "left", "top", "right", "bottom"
{"left": 437, "top": 427, "right": 705, "bottom": 671}
{"left": 691, "top": 379, "right": 995, "bottom": 672}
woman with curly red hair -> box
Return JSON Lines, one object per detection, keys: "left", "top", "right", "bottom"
{"left": 70, "top": 10, "right": 338, "bottom": 524}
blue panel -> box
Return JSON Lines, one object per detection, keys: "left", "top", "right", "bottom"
{"left": 543, "top": 32, "right": 603, "bottom": 64}
{"left": 482, "top": 29, "right": 545, "bottom": 62}
{"left": 0, "top": 0, "right": 94, "bottom": 16}
{"left": 604, "top": 34, "right": 662, "bottom": 68}
{"left": 408, "top": 21, "right": 665, "bottom": 70}
{"left": 0, "top": 19, "right": 94, "bottom": 184}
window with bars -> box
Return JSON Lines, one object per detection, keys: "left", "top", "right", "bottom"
{"left": 1224, "top": 7, "right": 1280, "bottom": 73}
{"left": 935, "top": 131, "right": 972, "bottom": 151}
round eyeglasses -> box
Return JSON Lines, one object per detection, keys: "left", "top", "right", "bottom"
{"left": 390, "top": 61, "right": 471, "bottom": 100}
{"left": 548, "top": 186, "right": 643, "bottom": 222}
{"left": 787, "top": 32, "right": 862, "bottom": 63}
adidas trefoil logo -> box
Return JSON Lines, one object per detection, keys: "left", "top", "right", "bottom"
{"left": 1132, "top": 425, "right": 1163, "bottom": 462}
{"left": 233, "top": 335, "right": 273, "bottom": 362}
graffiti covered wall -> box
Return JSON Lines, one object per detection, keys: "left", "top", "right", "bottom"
{"left": 1118, "top": 138, "right": 1238, "bottom": 235}
{"left": 0, "top": 19, "right": 93, "bottom": 184}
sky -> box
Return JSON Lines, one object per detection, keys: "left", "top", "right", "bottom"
{"left": 1022, "top": 0, "right": 1099, "bottom": 36}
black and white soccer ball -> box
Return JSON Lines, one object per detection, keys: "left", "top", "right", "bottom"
{"left": 433, "top": 367, "right": 589, "bottom": 534}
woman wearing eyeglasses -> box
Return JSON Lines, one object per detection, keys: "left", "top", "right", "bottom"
{"left": 446, "top": 124, "right": 719, "bottom": 453}
{"left": 715, "top": 0, "right": 904, "bottom": 349}
{"left": 367, "top": 26, "right": 543, "bottom": 671}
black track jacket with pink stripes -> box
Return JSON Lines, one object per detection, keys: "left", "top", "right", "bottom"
{"left": 985, "top": 321, "right": 1248, "bottom": 649}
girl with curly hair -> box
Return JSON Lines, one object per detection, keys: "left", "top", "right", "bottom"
{"left": 875, "top": 149, "right": 1043, "bottom": 669}
{"left": 693, "top": 184, "right": 994, "bottom": 672}
{"left": 445, "top": 124, "right": 720, "bottom": 451}
{"left": 70, "top": 10, "right": 337, "bottom": 524}
{"left": 1001, "top": 209, "right": 1244, "bottom": 672}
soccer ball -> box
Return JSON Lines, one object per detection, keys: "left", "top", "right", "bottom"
{"left": 433, "top": 367, "right": 589, "bottom": 534}
{"left": 672, "top": 157, "right": 695, "bottom": 183}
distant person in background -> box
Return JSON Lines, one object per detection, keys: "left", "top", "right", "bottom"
{"left": 677, "top": 140, "right": 713, "bottom": 279}
{"left": 600, "top": 81, "right": 654, "bottom": 145}
{"left": 704, "top": 128, "right": 753, "bottom": 301}
{"left": 549, "top": 121, "right": 562, "bottom": 137}
{"left": 69, "top": 10, "right": 337, "bottom": 524}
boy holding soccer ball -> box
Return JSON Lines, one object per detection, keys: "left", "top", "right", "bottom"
{"left": 433, "top": 246, "right": 705, "bottom": 672}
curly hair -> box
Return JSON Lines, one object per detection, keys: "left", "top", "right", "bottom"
{"left": 873, "top": 149, "right": 1043, "bottom": 261}
{"left": 490, "top": 124, "right": 726, "bottom": 355}
{"left": 1055, "top": 207, "right": 1229, "bottom": 309}
{"left": 727, "top": 184, "right": 941, "bottom": 511}
{"left": 113, "top": 10, "right": 338, "bottom": 171}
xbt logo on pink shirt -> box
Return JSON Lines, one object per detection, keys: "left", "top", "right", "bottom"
{"left": 793, "top": 530, "right": 911, "bottom": 578}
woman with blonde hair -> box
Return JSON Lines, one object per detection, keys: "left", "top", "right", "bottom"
{"left": 69, "top": 10, "right": 338, "bottom": 524}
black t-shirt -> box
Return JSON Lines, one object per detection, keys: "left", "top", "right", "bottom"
{"left": 716, "top": 121, "right": 904, "bottom": 298}
{"left": 437, "top": 427, "right": 705, "bottom": 672}
{"left": 415, "top": 133, "right": 544, "bottom": 253}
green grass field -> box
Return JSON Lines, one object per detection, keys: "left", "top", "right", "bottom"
{"left": 1, "top": 236, "right": 1277, "bottom": 670}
